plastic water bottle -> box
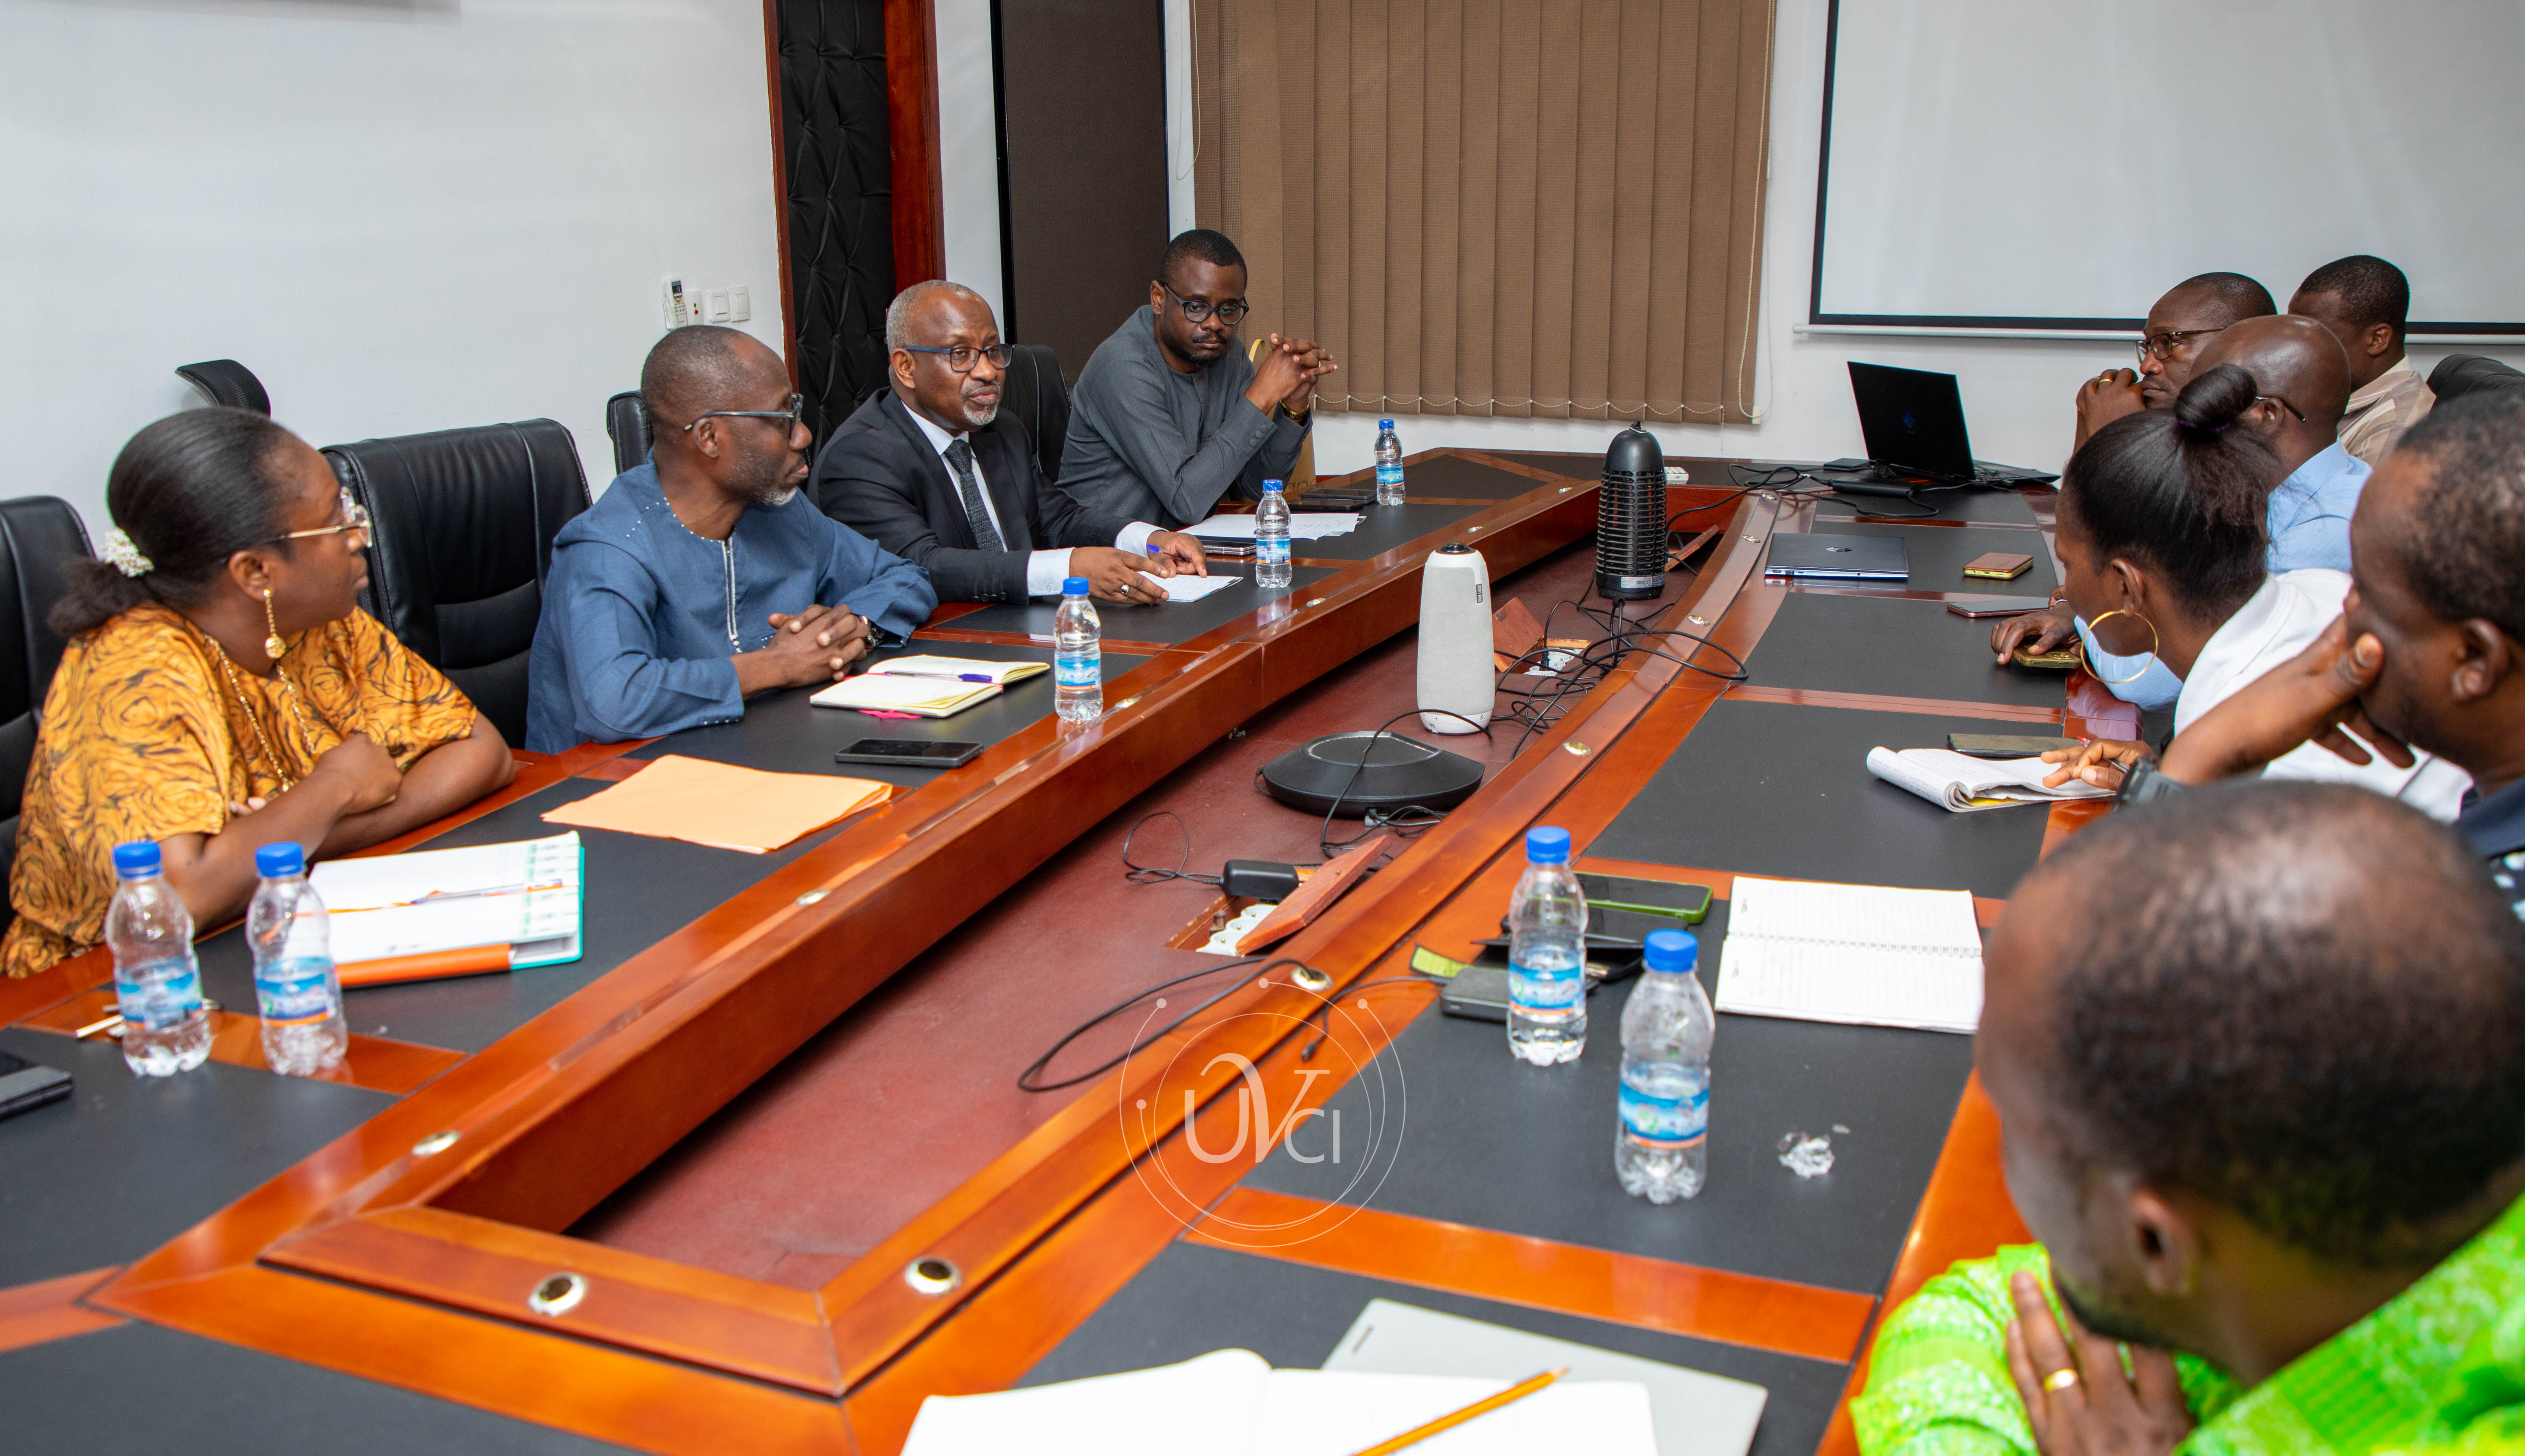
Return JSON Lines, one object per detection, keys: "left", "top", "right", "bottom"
{"left": 1506, "top": 826, "right": 1588, "bottom": 1064}
{"left": 1255, "top": 479, "right": 1294, "bottom": 589}
{"left": 247, "top": 841, "right": 348, "bottom": 1076}
{"left": 1617, "top": 928, "right": 1714, "bottom": 1202}
{"left": 1054, "top": 576, "right": 1102, "bottom": 723}
{"left": 104, "top": 841, "right": 210, "bottom": 1077}
{"left": 1374, "top": 419, "right": 1406, "bottom": 505}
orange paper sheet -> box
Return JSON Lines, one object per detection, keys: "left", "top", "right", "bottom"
{"left": 541, "top": 754, "right": 892, "bottom": 854}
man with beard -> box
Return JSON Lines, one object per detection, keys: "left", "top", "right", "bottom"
{"left": 814, "top": 282, "right": 1208, "bottom": 605}
{"left": 525, "top": 326, "right": 933, "bottom": 751}
{"left": 1853, "top": 780, "right": 2525, "bottom": 1456}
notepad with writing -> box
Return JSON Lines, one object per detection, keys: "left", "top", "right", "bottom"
{"left": 1715, "top": 876, "right": 1984, "bottom": 1034}
{"left": 1865, "top": 747, "right": 2111, "bottom": 812}
{"left": 899, "top": 1349, "right": 1655, "bottom": 1456}
{"left": 309, "top": 833, "right": 584, "bottom": 980}
{"left": 541, "top": 755, "right": 891, "bottom": 853}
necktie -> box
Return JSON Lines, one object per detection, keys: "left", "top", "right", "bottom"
{"left": 943, "top": 438, "right": 1004, "bottom": 552}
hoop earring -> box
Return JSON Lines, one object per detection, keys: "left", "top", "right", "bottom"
{"left": 262, "top": 589, "right": 287, "bottom": 663}
{"left": 2084, "top": 607, "right": 2160, "bottom": 684}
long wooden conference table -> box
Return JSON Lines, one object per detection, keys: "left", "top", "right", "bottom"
{"left": 0, "top": 448, "right": 2132, "bottom": 1455}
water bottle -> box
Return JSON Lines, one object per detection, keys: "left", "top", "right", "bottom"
{"left": 1054, "top": 576, "right": 1102, "bottom": 723}
{"left": 1617, "top": 928, "right": 1714, "bottom": 1202}
{"left": 247, "top": 841, "right": 348, "bottom": 1076}
{"left": 1374, "top": 419, "right": 1406, "bottom": 506}
{"left": 1255, "top": 479, "right": 1294, "bottom": 589}
{"left": 1506, "top": 825, "right": 1587, "bottom": 1065}
{"left": 104, "top": 841, "right": 210, "bottom": 1077}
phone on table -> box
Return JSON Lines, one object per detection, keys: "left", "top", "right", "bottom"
{"left": 1575, "top": 873, "right": 1713, "bottom": 923}
{"left": 1945, "top": 596, "right": 2051, "bottom": 619}
{"left": 834, "top": 739, "right": 983, "bottom": 769}
{"left": 1947, "top": 733, "right": 2081, "bottom": 760}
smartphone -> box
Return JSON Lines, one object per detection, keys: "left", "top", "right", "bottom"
{"left": 2014, "top": 646, "right": 2083, "bottom": 670}
{"left": 1575, "top": 873, "right": 1713, "bottom": 923}
{"left": 0, "top": 1048, "right": 72, "bottom": 1121}
{"left": 834, "top": 739, "right": 982, "bottom": 769}
{"left": 1945, "top": 596, "right": 2050, "bottom": 619}
{"left": 1948, "top": 733, "right": 2080, "bottom": 759}
{"left": 1961, "top": 551, "right": 2035, "bottom": 580}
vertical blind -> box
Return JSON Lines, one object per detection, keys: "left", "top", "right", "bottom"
{"left": 1190, "top": 0, "right": 1776, "bottom": 424}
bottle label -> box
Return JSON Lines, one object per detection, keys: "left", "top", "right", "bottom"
{"left": 1054, "top": 648, "right": 1100, "bottom": 689}
{"left": 1509, "top": 959, "right": 1585, "bottom": 1012}
{"left": 255, "top": 955, "right": 335, "bottom": 1026}
{"left": 1375, "top": 463, "right": 1405, "bottom": 488}
{"left": 1620, "top": 1077, "right": 1710, "bottom": 1150}
{"left": 114, "top": 954, "right": 204, "bottom": 1032}
{"left": 1258, "top": 536, "right": 1290, "bottom": 566}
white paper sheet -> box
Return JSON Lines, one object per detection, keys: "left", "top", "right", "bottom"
{"left": 1137, "top": 571, "right": 1240, "bottom": 602}
{"left": 1185, "top": 512, "right": 1360, "bottom": 541}
{"left": 1715, "top": 876, "right": 1984, "bottom": 1034}
{"left": 309, "top": 834, "right": 582, "bottom": 965}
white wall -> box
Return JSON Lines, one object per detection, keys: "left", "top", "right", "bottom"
{"left": 4, "top": 0, "right": 787, "bottom": 539}
{"left": 933, "top": 0, "right": 1005, "bottom": 321}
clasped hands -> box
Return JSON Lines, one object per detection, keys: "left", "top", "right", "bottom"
{"left": 1248, "top": 331, "right": 1337, "bottom": 416}
{"left": 751, "top": 602, "right": 875, "bottom": 689}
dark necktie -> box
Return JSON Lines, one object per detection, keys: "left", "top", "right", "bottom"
{"left": 943, "top": 438, "right": 1004, "bottom": 552}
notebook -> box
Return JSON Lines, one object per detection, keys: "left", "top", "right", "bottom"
{"left": 898, "top": 1348, "right": 1655, "bottom": 1456}
{"left": 309, "top": 833, "right": 584, "bottom": 976}
{"left": 541, "top": 755, "right": 891, "bottom": 853}
{"left": 811, "top": 673, "right": 1003, "bottom": 717}
{"left": 862, "top": 655, "right": 1048, "bottom": 686}
{"left": 1865, "top": 747, "right": 2112, "bottom": 812}
{"left": 1715, "top": 876, "right": 1984, "bottom": 1033}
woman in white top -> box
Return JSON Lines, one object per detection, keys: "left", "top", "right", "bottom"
{"left": 2041, "top": 364, "right": 2468, "bottom": 816}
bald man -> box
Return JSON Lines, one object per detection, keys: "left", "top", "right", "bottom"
{"left": 1855, "top": 782, "right": 2525, "bottom": 1456}
{"left": 525, "top": 326, "right": 935, "bottom": 751}
{"left": 2072, "top": 271, "right": 2277, "bottom": 451}
{"left": 813, "top": 282, "right": 1207, "bottom": 605}
{"left": 2192, "top": 314, "right": 2368, "bottom": 574}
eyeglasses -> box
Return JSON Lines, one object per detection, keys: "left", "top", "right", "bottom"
{"left": 274, "top": 490, "right": 372, "bottom": 544}
{"left": 2135, "top": 326, "right": 2229, "bottom": 362}
{"left": 900, "top": 343, "right": 1014, "bottom": 374}
{"left": 683, "top": 392, "right": 806, "bottom": 433}
{"left": 2256, "top": 394, "right": 2307, "bottom": 422}
{"left": 1160, "top": 283, "right": 1250, "bottom": 326}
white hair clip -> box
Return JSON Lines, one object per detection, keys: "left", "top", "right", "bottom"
{"left": 101, "top": 528, "right": 154, "bottom": 578}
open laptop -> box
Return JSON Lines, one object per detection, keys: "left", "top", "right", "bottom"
{"left": 1837, "top": 363, "right": 2058, "bottom": 487}
{"left": 1764, "top": 532, "right": 1909, "bottom": 581}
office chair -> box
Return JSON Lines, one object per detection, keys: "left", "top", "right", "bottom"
{"left": 174, "top": 360, "right": 272, "bottom": 416}
{"left": 0, "top": 497, "right": 94, "bottom": 917}
{"left": 999, "top": 344, "right": 1073, "bottom": 484}
{"left": 2428, "top": 355, "right": 2525, "bottom": 407}
{"left": 604, "top": 390, "right": 653, "bottom": 478}
{"left": 323, "top": 421, "right": 591, "bottom": 749}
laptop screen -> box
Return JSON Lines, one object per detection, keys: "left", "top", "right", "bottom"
{"left": 1848, "top": 362, "right": 1977, "bottom": 481}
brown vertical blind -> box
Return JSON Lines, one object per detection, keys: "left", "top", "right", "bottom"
{"left": 1191, "top": 0, "right": 1774, "bottom": 424}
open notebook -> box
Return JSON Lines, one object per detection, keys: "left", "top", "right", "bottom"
{"left": 309, "top": 833, "right": 583, "bottom": 983}
{"left": 1866, "top": 747, "right": 2110, "bottom": 812}
{"left": 1715, "top": 875, "right": 1984, "bottom": 1033}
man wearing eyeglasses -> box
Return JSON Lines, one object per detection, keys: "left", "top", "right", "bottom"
{"left": 1058, "top": 228, "right": 1334, "bottom": 529}
{"left": 2072, "top": 272, "right": 2277, "bottom": 452}
{"left": 813, "top": 281, "right": 1209, "bottom": 605}
{"left": 525, "top": 326, "right": 936, "bottom": 751}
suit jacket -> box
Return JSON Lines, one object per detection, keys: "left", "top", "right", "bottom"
{"left": 814, "top": 391, "right": 1133, "bottom": 604}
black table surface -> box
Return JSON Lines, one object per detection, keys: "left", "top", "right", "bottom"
{"left": 1383, "top": 453, "right": 1567, "bottom": 499}
{"left": 1772, "top": 521, "right": 2056, "bottom": 597}
{"left": 939, "top": 565, "right": 1333, "bottom": 642}
{"left": 1744, "top": 591, "right": 2073, "bottom": 710}
{"left": 1021, "top": 1241, "right": 1851, "bottom": 1456}
{"left": 0, "top": 1026, "right": 393, "bottom": 1287}
{"left": 1586, "top": 697, "right": 2054, "bottom": 899}
{"left": 1511, "top": 455, "right": 2041, "bottom": 526}
{"left": 1278, "top": 501, "right": 1483, "bottom": 560}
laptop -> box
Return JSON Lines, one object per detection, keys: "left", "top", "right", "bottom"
{"left": 1764, "top": 532, "right": 1909, "bottom": 581}
{"left": 1843, "top": 362, "right": 2058, "bottom": 487}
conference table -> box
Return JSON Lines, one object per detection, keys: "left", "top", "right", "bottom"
{"left": 0, "top": 447, "right": 2131, "bottom": 1455}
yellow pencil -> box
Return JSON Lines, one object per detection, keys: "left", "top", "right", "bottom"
{"left": 1347, "top": 1367, "right": 1567, "bottom": 1456}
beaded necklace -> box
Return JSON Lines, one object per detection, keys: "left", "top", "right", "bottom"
{"left": 197, "top": 626, "right": 329, "bottom": 793}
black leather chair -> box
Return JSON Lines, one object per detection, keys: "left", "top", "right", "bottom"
{"left": 2428, "top": 354, "right": 2525, "bottom": 407}
{"left": 323, "top": 421, "right": 591, "bottom": 749}
{"left": 174, "top": 359, "right": 271, "bottom": 416}
{"left": 1001, "top": 343, "right": 1071, "bottom": 483}
{"left": 604, "top": 390, "right": 652, "bottom": 478}
{"left": 0, "top": 498, "right": 94, "bottom": 916}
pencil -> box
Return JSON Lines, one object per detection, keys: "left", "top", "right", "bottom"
{"left": 1347, "top": 1367, "right": 1566, "bottom": 1456}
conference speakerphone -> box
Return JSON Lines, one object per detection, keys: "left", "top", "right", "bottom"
{"left": 1258, "top": 731, "right": 1486, "bottom": 817}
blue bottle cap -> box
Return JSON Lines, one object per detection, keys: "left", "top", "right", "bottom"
{"left": 1062, "top": 576, "right": 1090, "bottom": 595}
{"left": 111, "top": 840, "right": 162, "bottom": 878}
{"left": 1262, "top": 479, "right": 1285, "bottom": 493}
{"left": 1378, "top": 418, "right": 1395, "bottom": 429}
{"left": 1644, "top": 928, "right": 1698, "bottom": 975}
{"left": 1524, "top": 826, "right": 1572, "bottom": 865}
{"left": 254, "top": 841, "right": 307, "bottom": 878}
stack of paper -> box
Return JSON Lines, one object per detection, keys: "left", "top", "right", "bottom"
{"left": 1716, "top": 876, "right": 1985, "bottom": 1033}
{"left": 1185, "top": 512, "right": 1361, "bottom": 541}
{"left": 311, "top": 833, "right": 584, "bottom": 975}
{"left": 1866, "top": 747, "right": 2111, "bottom": 812}
{"left": 543, "top": 755, "right": 891, "bottom": 853}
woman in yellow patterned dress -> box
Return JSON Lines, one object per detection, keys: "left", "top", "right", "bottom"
{"left": 3, "top": 408, "right": 518, "bottom": 977}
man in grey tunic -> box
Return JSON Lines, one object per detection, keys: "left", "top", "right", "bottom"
{"left": 1057, "top": 229, "right": 1333, "bottom": 528}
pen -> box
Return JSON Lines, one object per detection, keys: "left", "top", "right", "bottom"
{"left": 874, "top": 670, "right": 997, "bottom": 683}
{"left": 1347, "top": 1367, "right": 1565, "bottom": 1456}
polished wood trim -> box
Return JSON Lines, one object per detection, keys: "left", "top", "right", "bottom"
{"left": 0, "top": 947, "right": 111, "bottom": 1028}
{"left": 904, "top": 627, "right": 1178, "bottom": 655}
{"left": 1450, "top": 449, "right": 1597, "bottom": 488}
{"left": 0, "top": 1266, "right": 125, "bottom": 1355}
{"left": 2063, "top": 668, "right": 2144, "bottom": 742}
{"left": 2041, "top": 796, "right": 2116, "bottom": 860}
{"left": 1186, "top": 1188, "right": 1879, "bottom": 1363}
{"left": 18, "top": 992, "right": 463, "bottom": 1095}
{"left": 1722, "top": 683, "right": 2067, "bottom": 725}
{"left": 882, "top": 0, "right": 945, "bottom": 291}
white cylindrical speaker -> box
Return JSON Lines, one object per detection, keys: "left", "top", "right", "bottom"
{"left": 1417, "top": 543, "right": 1493, "bottom": 734}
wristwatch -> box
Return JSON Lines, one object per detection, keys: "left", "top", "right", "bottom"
{"left": 2115, "top": 755, "right": 2186, "bottom": 806}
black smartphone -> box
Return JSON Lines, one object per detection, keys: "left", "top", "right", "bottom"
{"left": 1948, "top": 733, "right": 2080, "bottom": 759}
{"left": 1574, "top": 873, "right": 1713, "bottom": 923}
{"left": 0, "top": 1048, "right": 72, "bottom": 1121}
{"left": 834, "top": 739, "right": 983, "bottom": 769}
{"left": 1945, "top": 596, "right": 2051, "bottom": 619}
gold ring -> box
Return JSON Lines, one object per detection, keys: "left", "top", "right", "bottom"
{"left": 2045, "top": 1368, "right": 2081, "bottom": 1392}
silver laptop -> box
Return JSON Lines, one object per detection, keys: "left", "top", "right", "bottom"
{"left": 1764, "top": 532, "right": 1909, "bottom": 580}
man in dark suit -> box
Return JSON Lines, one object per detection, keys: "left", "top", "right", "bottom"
{"left": 813, "top": 281, "right": 1207, "bottom": 605}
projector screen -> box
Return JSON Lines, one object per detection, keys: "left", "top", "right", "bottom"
{"left": 1809, "top": 0, "right": 2525, "bottom": 334}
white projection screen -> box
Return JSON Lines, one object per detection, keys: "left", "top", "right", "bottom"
{"left": 1809, "top": 0, "right": 2525, "bottom": 334}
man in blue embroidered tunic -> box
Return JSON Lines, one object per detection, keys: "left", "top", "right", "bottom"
{"left": 526, "top": 326, "right": 935, "bottom": 751}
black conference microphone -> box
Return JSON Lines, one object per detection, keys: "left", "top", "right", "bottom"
{"left": 1595, "top": 422, "right": 1668, "bottom": 602}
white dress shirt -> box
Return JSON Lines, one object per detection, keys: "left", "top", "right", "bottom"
{"left": 903, "top": 408, "right": 1160, "bottom": 596}
{"left": 2173, "top": 569, "right": 2470, "bottom": 819}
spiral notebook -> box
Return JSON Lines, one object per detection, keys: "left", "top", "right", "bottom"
{"left": 1713, "top": 876, "right": 1984, "bottom": 1033}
